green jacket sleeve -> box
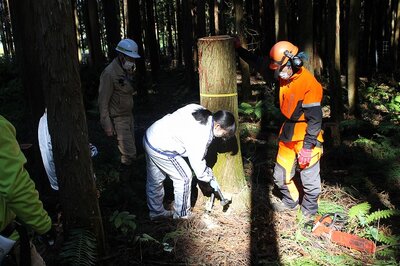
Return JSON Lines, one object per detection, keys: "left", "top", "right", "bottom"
{"left": 0, "top": 115, "right": 51, "bottom": 236}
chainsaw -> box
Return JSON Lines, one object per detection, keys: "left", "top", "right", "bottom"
{"left": 306, "top": 213, "right": 376, "bottom": 254}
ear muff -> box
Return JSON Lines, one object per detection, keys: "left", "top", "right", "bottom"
{"left": 284, "top": 50, "right": 303, "bottom": 68}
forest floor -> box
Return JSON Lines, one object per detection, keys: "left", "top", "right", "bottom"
{"left": 5, "top": 66, "right": 398, "bottom": 265}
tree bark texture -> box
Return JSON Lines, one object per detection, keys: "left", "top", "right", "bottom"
{"left": 176, "top": 0, "right": 183, "bottom": 65}
{"left": 166, "top": 1, "right": 174, "bottom": 58}
{"left": 198, "top": 35, "right": 245, "bottom": 191}
{"left": 274, "top": 0, "right": 287, "bottom": 41}
{"left": 182, "top": 0, "right": 194, "bottom": 86}
{"left": 83, "top": 0, "right": 104, "bottom": 68}
{"left": 347, "top": 0, "right": 360, "bottom": 116}
{"left": 8, "top": 0, "right": 48, "bottom": 194}
{"left": 127, "top": 0, "right": 146, "bottom": 97}
{"left": 297, "top": 0, "right": 314, "bottom": 74}
{"left": 197, "top": 0, "right": 206, "bottom": 38}
{"left": 102, "top": 0, "right": 121, "bottom": 60}
{"left": 32, "top": 0, "right": 106, "bottom": 258}
{"left": 145, "top": 0, "right": 160, "bottom": 75}
{"left": 261, "top": 0, "right": 275, "bottom": 52}
{"left": 327, "top": 0, "right": 342, "bottom": 145}
{"left": 234, "top": 0, "right": 251, "bottom": 102}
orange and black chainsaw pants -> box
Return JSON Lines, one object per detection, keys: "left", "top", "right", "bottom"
{"left": 273, "top": 140, "right": 323, "bottom": 215}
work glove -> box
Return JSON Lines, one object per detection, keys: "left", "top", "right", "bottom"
{"left": 209, "top": 178, "right": 220, "bottom": 192}
{"left": 298, "top": 148, "right": 313, "bottom": 168}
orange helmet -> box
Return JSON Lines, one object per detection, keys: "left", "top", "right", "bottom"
{"left": 269, "top": 41, "right": 299, "bottom": 70}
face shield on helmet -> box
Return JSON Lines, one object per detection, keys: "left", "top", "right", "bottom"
{"left": 268, "top": 41, "right": 299, "bottom": 70}
{"left": 115, "top": 39, "right": 141, "bottom": 59}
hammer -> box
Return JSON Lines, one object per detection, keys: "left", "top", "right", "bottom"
{"left": 205, "top": 187, "right": 232, "bottom": 212}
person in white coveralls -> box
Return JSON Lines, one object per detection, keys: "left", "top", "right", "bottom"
{"left": 143, "top": 104, "right": 236, "bottom": 220}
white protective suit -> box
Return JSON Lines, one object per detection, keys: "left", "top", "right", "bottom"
{"left": 144, "top": 104, "right": 215, "bottom": 219}
{"left": 38, "top": 110, "right": 98, "bottom": 191}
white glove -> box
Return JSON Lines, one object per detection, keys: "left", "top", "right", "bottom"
{"left": 209, "top": 179, "right": 220, "bottom": 191}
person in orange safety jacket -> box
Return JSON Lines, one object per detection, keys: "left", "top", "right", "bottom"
{"left": 235, "top": 39, "right": 324, "bottom": 217}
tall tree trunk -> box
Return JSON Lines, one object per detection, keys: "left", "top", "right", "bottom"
{"left": 274, "top": 0, "right": 287, "bottom": 41}
{"left": 314, "top": 0, "right": 325, "bottom": 78}
{"left": 102, "top": 0, "right": 121, "bottom": 60}
{"left": 0, "top": 1, "right": 9, "bottom": 58}
{"left": 393, "top": 0, "right": 400, "bottom": 69}
{"left": 3, "top": 0, "right": 14, "bottom": 56}
{"left": 198, "top": 35, "right": 245, "bottom": 191}
{"left": 127, "top": 0, "right": 146, "bottom": 98}
{"left": 9, "top": 0, "right": 47, "bottom": 192}
{"left": 83, "top": 0, "right": 104, "bottom": 68}
{"left": 365, "top": 0, "right": 377, "bottom": 77}
{"left": 347, "top": 0, "right": 361, "bottom": 116}
{"left": 33, "top": 0, "right": 106, "bottom": 258}
{"left": 176, "top": 0, "right": 183, "bottom": 65}
{"left": 297, "top": 0, "right": 314, "bottom": 74}
{"left": 145, "top": 0, "right": 160, "bottom": 76}
{"left": 197, "top": 0, "right": 206, "bottom": 38}
{"left": 77, "top": 0, "right": 87, "bottom": 61}
{"left": 234, "top": 0, "right": 251, "bottom": 101}
{"left": 327, "top": 0, "right": 342, "bottom": 145}
{"left": 252, "top": 0, "right": 261, "bottom": 38}
{"left": 208, "top": 0, "right": 215, "bottom": 35}
{"left": 219, "top": 0, "right": 226, "bottom": 34}
{"left": 166, "top": 1, "right": 174, "bottom": 58}
{"left": 261, "top": 0, "right": 275, "bottom": 52}
{"left": 182, "top": 0, "right": 194, "bottom": 86}
{"left": 214, "top": 0, "right": 219, "bottom": 35}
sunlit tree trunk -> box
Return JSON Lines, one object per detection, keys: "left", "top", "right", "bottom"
{"left": 0, "top": 1, "right": 10, "bottom": 58}
{"left": 274, "top": 0, "right": 287, "bottom": 41}
{"left": 347, "top": 0, "right": 361, "bottom": 116}
{"left": 145, "top": 0, "right": 160, "bottom": 76}
{"left": 176, "top": 0, "right": 183, "bottom": 65}
{"left": 198, "top": 35, "right": 245, "bottom": 192}
{"left": 166, "top": 1, "right": 174, "bottom": 58}
{"left": 214, "top": 0, "right": 219, "bottom": 35}
{"left": 33, "top": 0, "right": 106, "bottom": 258}
{"left": 393, "top": 0, "right": 400, "bottom": 69}
{"left": 234, "top": 0, "right": 251, "bottom": 102}
{"left": 3, "top": 0, "right": 14, "bottom": 56}
{"left": 298, "top": 0, "right": 314, "bottom": 74}
{"left": 327, "top": 0, "right": 342, "bottom": 146}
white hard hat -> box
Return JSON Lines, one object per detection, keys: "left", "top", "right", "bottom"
{"left": 115, "top": 39, "right": 140, "bottom": 58}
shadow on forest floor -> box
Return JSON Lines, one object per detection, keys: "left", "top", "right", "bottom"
{"left": 4, "top": 67, "right": 398, "bottom": 265}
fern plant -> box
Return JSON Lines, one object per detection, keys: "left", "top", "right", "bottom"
{"left": 347, "top": 202, "right": 400, "bottom": 246}
{"left": 59, "top": 228, "right": 97, "bottom": 266}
